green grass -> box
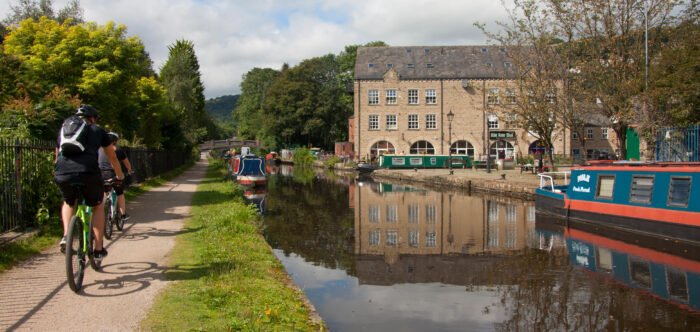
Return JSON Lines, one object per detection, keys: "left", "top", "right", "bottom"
{"left": 142, "top": 159, "right": 326, "bottom": 331}
{"left": 0, "top": 160, "right": 195, "bottom": 274}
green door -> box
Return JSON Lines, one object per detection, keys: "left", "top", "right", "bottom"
{"left": 627, "top": 127, "right": 640, "bottom": 160}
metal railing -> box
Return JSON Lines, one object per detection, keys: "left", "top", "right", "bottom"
{"left": 1, "top": 139, "right": 190, "bottom": 234}
{"left": 537, "top": 171, "right": 570, "bottom": 191}
{"left": 655, "top": 125, "right": 699, "bottom": 162}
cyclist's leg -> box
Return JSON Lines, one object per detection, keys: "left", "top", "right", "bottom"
{"left": 54, "top": 174, "right": 79, "bottom": 243}
{"left": 115, "top": 183, "right": 127, "bottom": 218}
{"left": 82, "top": 173, "right": 107, "bottom": 251}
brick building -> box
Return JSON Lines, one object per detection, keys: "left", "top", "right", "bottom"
{"left": 352, "top": 46, "right": 570, "bottom": 163}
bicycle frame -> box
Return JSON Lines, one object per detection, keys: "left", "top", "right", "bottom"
{"left": 107, "top": 188, "right": 117, "bottom": 220}
{"left": 75, "top": 201, "right": 92, "bottom": 253}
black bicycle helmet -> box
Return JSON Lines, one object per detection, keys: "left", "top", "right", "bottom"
{"left": 75, "top": 104, "right": 99, "bottom": 118}
{"left": 107, "top": 132, "right": 119, "bottom": 143}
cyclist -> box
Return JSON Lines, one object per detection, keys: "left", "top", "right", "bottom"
{"left": 99, "top": 132, "right": 134, "bottom": 221}
{"left": 54, "top": 105, "right": 124, "bottom": 261}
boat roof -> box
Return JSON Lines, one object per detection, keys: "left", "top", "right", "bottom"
{"left": 575, "top": 161, "right": 700, "bottom": 172}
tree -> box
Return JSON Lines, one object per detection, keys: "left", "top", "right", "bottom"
{"left": 233, "top": 67, "right": 280, "bottom": 143}
{"left": 2, "top": 17, "right": 157, "bottom": 140}
{"left": 159, "top": 39, "right": 214, "bottom": 145}
{"left": 3, "top": 0, "right": 84, "bottom": 27}
{"left": 336, "top": 41, "right": 387, "bottom": 106}
{"left": 546, "top": 0, "right": 679, "bottom": 159}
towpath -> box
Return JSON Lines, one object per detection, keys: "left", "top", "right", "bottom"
{"left": 0, "top": 158, "right": 207, "bottom": 331}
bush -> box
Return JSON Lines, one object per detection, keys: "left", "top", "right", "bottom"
{"left": 292, "top": 148, "right": 314, "bottom": 166}
{"left": 323, "top": 156, "right": 341, "bottom": 169}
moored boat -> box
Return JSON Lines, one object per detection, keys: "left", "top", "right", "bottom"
{"left": 536, "top": 161, "right": 700, "bottom": 243}
{"left": 232, "top": 154, "right": 267, "bottom": 187}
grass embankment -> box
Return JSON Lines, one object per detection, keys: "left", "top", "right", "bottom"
{"left": 142, "top": 159, "right": 325, "bottom": 331}
{"left": 0, "top": 161, "right": 194, "bottom": 273}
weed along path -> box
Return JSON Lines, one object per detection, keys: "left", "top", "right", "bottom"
{"left": 0, "top": 158, "right": 207, "bottom": 331}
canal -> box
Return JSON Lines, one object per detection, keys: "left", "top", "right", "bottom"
{"left": 254, "top": 165, "right": 699, "bottom": 331}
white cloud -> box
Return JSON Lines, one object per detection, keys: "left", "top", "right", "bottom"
{"left": 2, "top": 0, "right": 508, "bottom": 98}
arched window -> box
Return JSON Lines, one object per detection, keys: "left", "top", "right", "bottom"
{"left": 450, "top": 140, "right": 474, "bottom": 157}
{"left": 489, "top": 140, "right": 514, "bottom": 159}
{"left": 370, "top": 141, "right": 395, "bottom": 157}
{"left": 528, "top": 140, "right": 553, "bottom": 155}
{"left": 410, "top": 141, "right": 435, "bottom": 155}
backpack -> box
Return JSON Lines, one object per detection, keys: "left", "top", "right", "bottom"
{"left": 59, "top": 116, "right": 88, "bottom": 155}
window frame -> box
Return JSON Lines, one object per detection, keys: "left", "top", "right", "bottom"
{"left": 408, "top": 114, "right": 419, "bottom": 130}
{"left": 368, "top": 89, "right": 379, "bottom": 105}
{"left": 505, "top": 88, "right": 517, "bottom": 104}
{"left": 667, "top": 176, "right": 692, "bottom": 208}
{"left": 425, "top": 89, "right": 437, "bottom": 104}
{"left": 586, "top": 128, "right": 594, "bottom": 139}
{"left": 487, "top": 88, "right": 500, "bottom": 104}
{"left": 595, "top": 174, "right": 616, "bottom": 200}
{"left": 386, "top": 114, "right": 397, "bottom": 130}
{"left": 408, "top": 89, "right": 419, "bottom": 104}
{"left": 425, "top": 114, "right": 437, "bottom": 130}
{"left": 410, "top": 140, "right": 435, "bottom": 155}
{"left": 629, "top": 175, "right": 654, "bottom": 204}
{"left": 368, "top": 114, "right": 379, "bottom": 131}
{"left": 385, "top": 89, "right": 397, "bottom": 105}
{"left": 601, "top": 127, "right": 609, "bottom": 139}
{"left": 488, "top": 114, "right": 499, "bottom": 129}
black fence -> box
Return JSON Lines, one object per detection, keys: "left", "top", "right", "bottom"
{"left": 1, "top": 138, "right": 190, "bottom": 233}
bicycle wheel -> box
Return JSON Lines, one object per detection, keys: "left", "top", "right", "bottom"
{"left": 65, "top": 216, "right": 86, "bottom": 292}
{"left": 88, "top": 226, "right": 102, "bottom": 271}
{"left": 103, "top": 196, "right": 114, "bottom": 240}
{"left": 115, "top": 206, "right": 124, "bottom": 231}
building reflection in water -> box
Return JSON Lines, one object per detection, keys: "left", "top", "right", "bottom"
{"left": 354, "top": 179, "right": 537, "bottom": 285}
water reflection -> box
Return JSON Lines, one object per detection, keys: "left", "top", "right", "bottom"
{"left": 263, "top": 167, "right": 700, "bottom": 331}
{"left": 244, "top": 187, "right": 267, "bottom": 215}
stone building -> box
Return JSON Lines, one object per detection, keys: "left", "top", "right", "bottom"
{"left": 351, "top": 45, "right": 570, "bottom": 164}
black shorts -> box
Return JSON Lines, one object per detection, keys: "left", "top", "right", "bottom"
{"left": 54, "top": 173, "right": 104, "bottom": 207}
{"left": 100, "top": 170, "right": 124, "bottom": 195}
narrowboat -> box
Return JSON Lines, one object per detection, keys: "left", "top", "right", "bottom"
{"left": 265, "top": 151, "right": 281, "bottom": 165}
{"left": 377, "top": 154, "right": 471, "bottom": 169}
{"left": 536, "top": 162, "right": 700, "bottom": 243}
{"left": 232, "top": 154, "right": 267, "bottom": 187}
{"left": 535, "top": 219, "right": 700, "bottom": 312}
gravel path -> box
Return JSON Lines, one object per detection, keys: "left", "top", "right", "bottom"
{"left": 0, "top": 158, "right": 207, "bottom": 331}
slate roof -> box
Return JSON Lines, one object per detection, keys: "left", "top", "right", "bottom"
{"left": 354, "top": 46, "right": 519, "bottom": 80}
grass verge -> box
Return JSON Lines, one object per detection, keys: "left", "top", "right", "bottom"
{"left": 0, "top": 160, "right": 195, "bottom": 274}
{"left": 141, "top": 159, "right": 326, "bottom": 331}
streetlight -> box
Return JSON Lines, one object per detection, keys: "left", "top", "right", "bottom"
{"left": 447, "top": 110, "right": 454, "bottom": 175}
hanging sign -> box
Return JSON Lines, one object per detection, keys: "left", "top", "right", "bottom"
{"left": 489, "top": 131, "right": 516, "bottom": 140}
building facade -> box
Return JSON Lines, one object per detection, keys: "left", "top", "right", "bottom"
{"left": 352, "top": 46, "right": 569, "bottom": 163}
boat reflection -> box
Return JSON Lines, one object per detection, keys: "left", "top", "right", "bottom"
{"left": 536, "top": 215, "right": 700, "bottom": 312}
{"left": 244, "top": 187, "right": 267, "bottom": 215}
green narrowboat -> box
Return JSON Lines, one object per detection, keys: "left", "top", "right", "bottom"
{"left": 377, "top": 155, "right": 471, "bottom": 168}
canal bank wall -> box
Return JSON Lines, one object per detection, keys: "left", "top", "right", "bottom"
{"left": 370, "top": 168, "right": 555, "bottom": 200}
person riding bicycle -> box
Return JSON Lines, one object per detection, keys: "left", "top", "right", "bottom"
{"left": 99, "top": 132, "right": 133, "bottom": 221}
{"left": 54, "top": 105, "right": 124, "bottom": 261}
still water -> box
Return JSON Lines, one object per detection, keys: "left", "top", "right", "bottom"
{"left": 254, "top": 165, "right": 699, "bottom": 331}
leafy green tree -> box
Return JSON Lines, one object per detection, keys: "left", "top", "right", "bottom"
{"left": 336, "top": 41, "right": 387, "bottom": 106}
{"left": 3, "top": 0, "right": 84, "bottom": 26}
{"left": 159, "top": 39, "right": 214, "bottom": 145}
{"left": 262, "top": 54, "right": 350, "bottom": 150}
{"left": 3, "top": 17, "right": 155, "bottom": 138}
{"left": 233, "top": 67, "right": 280, "bottom": 143}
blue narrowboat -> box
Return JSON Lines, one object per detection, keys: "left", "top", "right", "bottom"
{"left": 536, "top": 162, "right": 700, "bottom": 243}
{"left": 231, "top": 154, "right": 267, "bottom": 187}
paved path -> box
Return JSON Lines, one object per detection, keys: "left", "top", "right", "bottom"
{"left": 0, "top": 158, "right": 208, "bottom": 331}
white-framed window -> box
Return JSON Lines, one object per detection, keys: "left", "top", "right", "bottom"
{"left": 410, "top": 141, "right": 435, "bottom": 154}
{"left": 506, "top": 204, "right": 517, "bottom": 222}
{"left": 425, "top": 114, "right": 436, "bottom": 129}
{"left": 386, "top": 114, "right": 397, "bottom": 130}
{"left": 408, "top": 114, "right": 419, "bottom": 130}
{"left": 425, "top": 89, "right": 436, "bottom": 104}
{"left": 425, "top": 205, "right": 436, "bottom": 223}
{"left": 368, "top": 89, "right": 379, "bottom": 105}
{"left": 408, "top": 231, "right": 419, "bottom": 247}
{"left": 386, "top": 205, "right": 397, "bottom": 222}
{"left": 505, "top": 89, "right": 517, "bottom": 104}
{"left": 408, "top": 204, "right": 419, "bottom": 223}
{"left": 505, "top": 113, "right": 518, "bottom": 129}
{"left": 587, "top": 128, "right": 594, "bottom": 139}
{"left": 451, "top": 140, "right": 474, "bottom": 157}
{"left": 386, "top": 89, "right": 397, "bottom": 105}
{"left": 386, "top": 231, "right": 397, "bottom": 246}
{"left": 573, "top": 132, "right": 579, "bottom": 140}
{"left": 602, "top": 127, "right": 609, "bottom": 139}
{"left": 408, "top": 89, "right": 419, "bottom": 104}
{"left": 369, "top": 230, "right": 380, "bottom": 245}
{"left": 546, "top": 90, "right": 557, "bottom": 104}
{"left": 488, "top": 88, "right": 499, "bottom": 104}
{"left": 369, "top": 205, "right": 380, "bottom": 222}
{"left": 368, "top": 115, "right": 379, "bottom": 131}
{"left": 488, "top": 114, "right": 499, "bottom": 129}
{"left": 426, "top": 232, "right": 436, "bottom": 247}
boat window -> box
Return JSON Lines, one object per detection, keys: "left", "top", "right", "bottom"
{"left": 667, "top": 266, "right": 689, "bottom": 301}
{"left": 629, "top": 257, "right": 651, "bottom": 289}
{"left": 667, "top": 176, "right": 691, "bottom": 208}
{"left": 629, "top": 175, "right": 654, "bottom": 204}
{"left": 595, "top": 175, "right": 615, "bottom": 199}
{"left": 595, "top": 247, "right": 613, "bottom": 273}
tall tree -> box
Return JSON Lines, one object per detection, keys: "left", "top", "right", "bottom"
{"left": 233, "top": 67, "right": 280, "bottom": 143}
{"left": 159, "top": 39, "right": 213, "bottom": 145}
{"left": 3, "top": 0, "right": 84, "bottom": 26}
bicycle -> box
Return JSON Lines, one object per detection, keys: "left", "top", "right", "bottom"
{"left": 65, "top": 184, "right": 103, "bottom": 292}
{"left": 103, "top": 179, "right": 123, "bottom": 240}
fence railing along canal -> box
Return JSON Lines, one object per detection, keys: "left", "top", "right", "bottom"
{"left": 1, "top": 138, "right": 189, "bottom": 234}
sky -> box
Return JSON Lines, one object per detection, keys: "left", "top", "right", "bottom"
{"left": 1, "top": 0, "right": 510, "bottom": 99}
